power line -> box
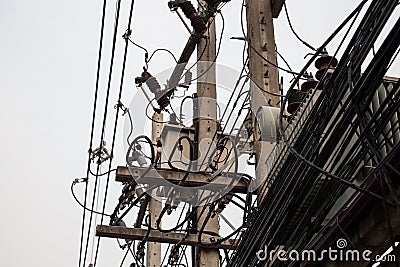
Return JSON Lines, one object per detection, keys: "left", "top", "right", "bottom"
{"left": 71, "top": 181, "right": 111, "bottom": 217}
{"left": 239, "top": 0, "right": 300, "bottom": 76}
{"left": 283, "top": 3, "right": 317, "bottom": 51}
{"left": 81, "top": 0, "right": 125, "bottom": 265}
{"left": 93, "top": 0, "right": 137, "bottom": 265}
{"left": 229, "top": 1, "right": 400, "bottom": 264}
{"left": 76, "top": 0, "right": 400, "bottom": 266}
{"left": 78, "top": 0, "right": 108, "bottom": 265}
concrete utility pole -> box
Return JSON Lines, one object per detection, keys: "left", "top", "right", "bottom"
{"left": 95, "top": 2, "right": 285, "bottom": 266}
{"left": 247, "top": 0, "right": 280, "bottom": 108}
{"left": 147, "top": 112, "right": 163, "bottom": 267}
{"left": 246, "top": 0, "right": 283, "bottom": 200}
{"left": 195, "top": 1, "right": 220, "bottom": 266}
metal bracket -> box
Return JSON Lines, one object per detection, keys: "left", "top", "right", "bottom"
{"left": 89, "top": 141, "right": 111, "bottom": 164}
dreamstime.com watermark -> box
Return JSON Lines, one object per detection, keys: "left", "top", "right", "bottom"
{"left": 256, "top": 239, "right": 397, "bottom": 263}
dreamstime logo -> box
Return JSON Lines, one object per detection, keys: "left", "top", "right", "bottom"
{"left": 336, "top": 238, "right": 347, "bottom": 249}
{"left": 123, "top": 61, "right": 274, "bottom": 206}
{"left": 256, "top": 238, "right": 396, "bottom": 263}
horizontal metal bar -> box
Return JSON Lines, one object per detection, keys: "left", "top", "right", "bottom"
{"left": 96, "top": 225, "right": 238, "bottom": 250}
{"left": 116, "top": 166, "right": 253, "bottom": 194}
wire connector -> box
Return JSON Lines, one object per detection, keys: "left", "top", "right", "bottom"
{"left": 122, "top": 29, "right": 132, "bottom": 41}
{"left": 114, "top": 101, "right": 129, "bottom": 115}
{"left": 89, "top": 141, "right": 111, "bottom": 164}
{"left": 135, "top": 71, "right": 173, "bottom": 110}
{"left": 168, "top": 244, "right": 181, "bottom": 264}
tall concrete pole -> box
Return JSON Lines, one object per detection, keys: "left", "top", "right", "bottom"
{"left": 195, "top": 1, "right": 220, "bottom": 266}
{"left": 246, "top": 0, "right": 281, "bottom": 200}
{"left": 147, "top": 111, "right": 163, "bottom": 267}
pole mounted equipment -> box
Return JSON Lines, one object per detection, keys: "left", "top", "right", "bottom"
{"left": 135, "top": 71, "right": 173, "bottom": 110}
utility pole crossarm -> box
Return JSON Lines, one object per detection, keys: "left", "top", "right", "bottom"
{"left": 115, "top": 166, "right": 251, "bottom": 194}
{"left": 96, "top": 225, "right": 239, "bottom": 250}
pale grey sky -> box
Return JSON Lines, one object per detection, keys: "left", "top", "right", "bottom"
{"left": 0, "top": 0, "right": 398, "bottom": 266}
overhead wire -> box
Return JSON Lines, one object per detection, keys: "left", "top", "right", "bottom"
{"left": 76, "top": 0, "right": 400, "bottom": 265}
{"left": 262, "top": 0, "right": 372, "bottom": 230}
{"left": 147, "top": 48, "right": 178, "bottom": 64}
{"left": 178, "top": 9, "right": 224, "bottom": 85}
{"left": 118, "top": 244, "right": 130, "bottom": 267}
{"left": 89, "top": 168, "right": 117, "bottom": 177}
{"left": 255, "top": 2, "right": 366, "bottom": 204}
{"left": 283, "top": 3, "right": 317, "bottom": 51}
{"left": 227, "top": 0, "right": 390, "bottom": 264}
{"left": 239, "top": 0, "right": 301, "bottom": 76}
{"left": 90, "top": 167, "right": 102, "bottom": 263}
{"left": 77, "top": 0, "right": 108, "bottom": 265}
{"left": 83, "top": 0, "right": 123, "bottom": 264}
{"left": 128, "top": 38, "right": 149, "bottom": 70}
{"left": 234, "top": 1, "right": 400, "bottom": 266}
{"left": 195, "top": 64, "right": 249, "bottom": 171}
{"left": 160, "top": 203, "right": 189, "bottom": 267}
{"left": 92, "top": 0, "right": 137, "bottom": 265}
{"left": 78, "top": 0, "right": 264, "bottom": 266}
{"left": 82, "top": 0, "right": 125, "bottom": 265}
{"left": 71, "top": 180, "right": 111, "bottom": 217}
{"left": 274, "top": 0, "right": 369, "bottom": 194}
{"left": 117, "top": 239, "right": 145, "bottom": 267}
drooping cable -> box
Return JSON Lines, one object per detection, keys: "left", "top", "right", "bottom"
{"left": 71, "top": 180, "right": 111, "bottom": 217}
{"left": 283, "top": 3, "right": 317, "bottom": 51}
{"left": 227, "top": 0, "right": 382, "bottom": 266}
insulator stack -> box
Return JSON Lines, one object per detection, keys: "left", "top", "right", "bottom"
{"left": 184, "top": 70, "right": 192, "bottom": 85}
{"left": 315, "top": 50, "right": 338, "bottom": 81}
{"left": 135, "top": 71, "right": 172, "bottom": 110}
{"left": 301, "top": 75, "right": 319, "bottom": 92}
{"left": 156, "top": 89, "right": 174, "bottom": 110}
{"left": 145, "top": 76, "right": 161, "bottom": 94}
{"left": 212, "top": 194, "right": 232, "bottom": 216}
{"left": 169, "top": 245, "right": 180, "bottom": 264}
{"left": 178, "top": 70, "right": 193, "bottom": 88}
{"left": 179, "top": 1, "right": 196, "bottom": 18}
{"left": 287, "top": 89, "right": 304, "bottom": 114}
{"left": 119, "top": 183, "right": 136, "bottom": 208}
{"left": 136, "top": 242, "right": 145, "bottom": 261}
{"left": 180, "top": 1, "right": 207, "bottom": 33}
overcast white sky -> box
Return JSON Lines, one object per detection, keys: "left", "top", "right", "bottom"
{"left": 0, "top": 0, "right": 398, "bottom": 266}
